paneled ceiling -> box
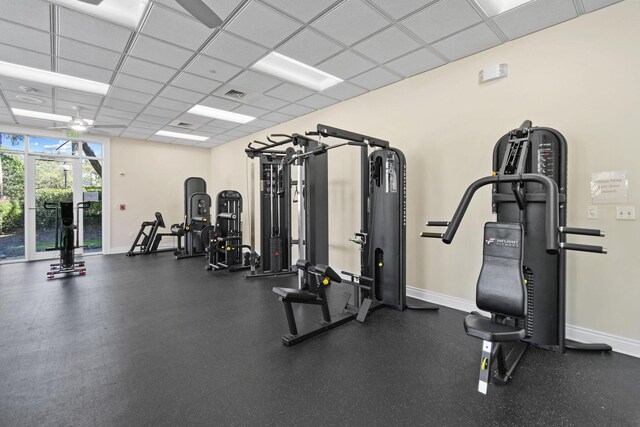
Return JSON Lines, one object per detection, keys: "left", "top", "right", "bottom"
{"left": 0, "top": 0, "right": 623, "bottom": 148}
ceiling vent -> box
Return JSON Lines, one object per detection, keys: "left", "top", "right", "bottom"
{"left": 169, "top": 119, "right": 202, "bottom": 130}
{"left": 224, "top": 89, "right": 247, "bottom": 99}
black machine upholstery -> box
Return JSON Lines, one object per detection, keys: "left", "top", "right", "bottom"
{"left": 60, "top": 202, "right": 74, "bottom": 227}
{"left": 272, "top": 287, "right": 319, "bottom": 302}
{"left": 476, "top": 222, "right": 526, "bottom": 318}
{"left": 464, "top": 314, "right": 526, "bottom": 342}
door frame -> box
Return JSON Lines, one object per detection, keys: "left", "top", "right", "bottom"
{"left": 26, "top": 154, "right": 83, "bottom": 261}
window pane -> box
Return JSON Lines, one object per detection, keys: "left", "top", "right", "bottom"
{"left": 29, "top": 136, "right": 79, "bottom": 156}
{"left": 0, "top": 152, "right": 25, "bottom": 260}
{"left": 34, "top": 159, "right": 73, "bottom": 254}
{"left": 81, "top": 142, "right": 102, "bottom": 158}
{"left": 82, "top": 159, "right": 102, "bottom": 253}
{"left": 0, "top": 134, "right": 25, "bottom": 152}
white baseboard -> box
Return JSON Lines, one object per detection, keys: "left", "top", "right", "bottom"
{"left": 109, "top": 243, "right": 174, "bottom": 255}
{"left": 407, "top": 286, "right": 640, "bottom": 358}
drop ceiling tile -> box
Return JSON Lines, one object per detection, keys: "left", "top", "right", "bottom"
{"left": 261, "top": 111, "right": 294, "bottom": 123}
{"left": 278, "top": 103, "right": 315, "bottom": 116}
{"left": 261, "top": 0, "right": 338, "bottom": 22}
{"left": 128, "top": 121, "right": 161, "bottom": 131}
{"left": 113, "top": 73, "right": 165, "bottom": 95}
{"left": 206, "top": 119, "right": 238, "bottom": 130}
{"left": 0, "top": 114, "right": 16, "bottom": 124}
{"left": 103, "top": 98, "right": 146, "bottom": 113}
{"left": 96, "top": 109, "right": 138, "bottom": 120}
{"left": 297, "top": 94, "right": 338, "bottom": 109}
{"left": 368, "top": 0, "right": 437, "bottom": 19}
{"left": 187, "top": 55, "right": 243, "bottom": 81}
{"left": 217, "top": 134, "right": 241, "bottom": 142}
{"left": 155, "top": 0, "right": 241, "bottom": 20}
{"left": 136, "top": 114, "right": 172, "bottom": 125}
{"left": 93, "top": 115, "right": 130, "bottom": 127}
{"left": 121, "top": 131, "right": 153, "bottom": 140}
{"left": 582, "top": 0, "right": 623, "bottom": 13}
{"left": 123, "top": 126, "right": 156, "bottom": 135}
{"left": 199, "top": 95, "right": 242, "bottom": 111}
{"left": 56, "top": 89, "right": 104, "bottom": 106}
{"left": 266, "top": 83, "right": 314, "bottom": 103}
{"left": 58, "top": 8, "right": 131, "bottom": 52}
{"left": 147, "top": 135, "right": 176, "bottom": 143}
{"left": 0, "top": 21, "right": 50, "bottom": 54}
{"left": 57, "top": 59, "right": 114, "bottom": 84}
{"left": 150, "top": 97, "right": 192, "bottom": 112}
{"left": 108, "top": 87, "right": 154, "bottom": 105}
{"left": 0, "top": 78, "right": 52, "bottom": 94}
{"left": 57, "top": 38, "right": 121, "bottom": 71}
{"left": 0, "top": 44, "right": 51, "bottom": 70}
{"left": 243, "top": 95, "right": 289, "bottom": 110}
{"left": 197, "top": 125, "right": 230, "bottom": 134}
{"left": 493, "top": 0, "right": 578, "bottom": 40}
{"left": 141, "top": 4, "right": 214, "bottom": 50}
{"left": 120, "top": 57, "right": 177, "bottom": 83}
{"left": 316, "top": 50, "right": 376, "bottom": 79}
{"left": 432, "top": 23, "right": 501, "bottom": 61}
{"left": 385, "top": 48, "right": 445, "bottom": 77}
{"left": 203, "top": 32, "right": 268, "bottom": 67}
{"left": 222, "top": 129, "right": 250, "bottom": 138}
{"left": 4, "top": 90, "right": 52, "bottom": 107}
{"left": 401, "top": 0, "right": 483, "bottom": 44}
{"left": 0, "top": 0, "right": 51, "bottom": 31}
{"left": 234, "top": 124, "right": 262, "bottom": 134}
{"left": 349, "top": 67, "right": 401, "bottom": 90}
{"left": 311, "top": 0, "right": 390, "bottom": 46}
{"left": 55, "top": 101, "right": 97, "bottom": 117}
{"left": 194, "top": 141, "right": 223, "bottom": 148}
{"left": 246, "top": 118, "right": 278, "bottom": 129}
{"left": 228, "top": 71, "right": 283, "bottom": 93}
{"left": 143, "top": 106, "right": 180, "bottom": 119}
{"left": 277, "top": 29, "right": 343, "bottom": 66}
{"left": 16, "top": 118, "right": 57, "bottom": 128}
{"left": 233, "top": 105, "right": 270, "bottom": 118}
{"left": 226, "top": 2, "right": 302, "bottom": 48}
{"left": 320, "top": 81, "right": 367, "bottom": 101}
{"left": 353, "top": 26, "right": 421, "bottom": 64}
{"left": 160, "top": 86, "right": 205, "bottom": 103}
{"left": 129, "top": 35, "right": 194, "bottom": 69}
{"left": 172, "top": 72, "right": 223, "bottom": 94}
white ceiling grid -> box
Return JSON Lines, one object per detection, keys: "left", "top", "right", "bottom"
{"left": 0, "top": 0, "right": 624, "bottom": 148}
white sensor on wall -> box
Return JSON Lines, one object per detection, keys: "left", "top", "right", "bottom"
{"left": 479, "top": 64, "right": 508, "bottom": 84}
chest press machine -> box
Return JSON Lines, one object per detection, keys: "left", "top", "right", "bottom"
{"left": 422, "top": 121, "right": 610, "bottom": 394}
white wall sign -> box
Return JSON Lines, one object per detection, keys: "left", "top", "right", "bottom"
{"left": 591, "top": 170, "right": 628, "bottom": 204}
{"left": 84, "top": 191, "right": 100, "bottom": 202}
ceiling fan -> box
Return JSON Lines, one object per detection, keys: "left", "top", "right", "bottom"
{"left": 77, "top": 0, "right": 223, "bottom": 28}
{"left": 48, "top": 106, "right": 126, "bottom": 134}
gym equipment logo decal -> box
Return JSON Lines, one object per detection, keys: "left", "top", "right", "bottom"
{"left": 485, "top": 237, "right": 520, "bottom": 248}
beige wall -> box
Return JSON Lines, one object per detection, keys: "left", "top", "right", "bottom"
{"left": 109, "top": 137, "right": 210, "bottom": 250}
{"left": 210, "top": 1, "right": 640, "bottom": 342}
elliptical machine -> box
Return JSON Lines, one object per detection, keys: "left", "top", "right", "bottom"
{"left": 422, "top": 121, "right": 610, "bottom": 394}
{"left": 44, "top": 201, "right": 91, "bottom": 279}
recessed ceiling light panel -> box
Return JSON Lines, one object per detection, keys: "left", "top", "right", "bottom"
{"left": 48, "top": 0, "right": 149, "bottom": 29}
{"left": 0, "top": 61, "right": 109, "bottom": 95}
{"left": 12, "top": 108, "right": 94, "bottom": 125}
{"left": 474, "top": 0, "right": 533, "bottom": 17}
{"left": 156, "top": 130, "right": 209, "bottom": 141}
{"left": 187, "top": 105, "right": 255, "bottom": 124}
{"left": 251, "top": 52, "right": 343, "bottom": 92}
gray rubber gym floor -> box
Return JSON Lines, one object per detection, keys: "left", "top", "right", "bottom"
{"left": 0, "top": 254, "right": 638, "bottom": 426}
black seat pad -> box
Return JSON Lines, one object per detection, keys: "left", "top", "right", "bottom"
{"left": 272, "top": 287, "right": 319, "bottom": 302}
{"left": 312, "top": 264, "right": 342, "bottom": 283}
{"left": 464, "top": 314, "right": 525, "bottom": 342}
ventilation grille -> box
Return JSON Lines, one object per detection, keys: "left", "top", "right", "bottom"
{"left": 224, "top": 89, "right": 247, "bottom": 99}
{"left": 169, "top": 119, "right": 202, "bottom": 130}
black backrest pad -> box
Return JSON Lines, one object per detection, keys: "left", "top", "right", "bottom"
{"left": 476, "top": 222, "right": 526, "bottom": 318}
{"left": 60, "top": 202, "right": 74, "bottom": 227}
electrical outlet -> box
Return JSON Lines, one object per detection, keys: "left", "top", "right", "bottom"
{"left": 587, "top": 205, "right": 598, "bottom": 219}
{"left": 616, "top": 206, "right": 636, "bottom": 220}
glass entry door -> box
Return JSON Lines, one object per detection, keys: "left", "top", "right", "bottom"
{"left": 26, "top": 156, "right": 83, "bottom": 260}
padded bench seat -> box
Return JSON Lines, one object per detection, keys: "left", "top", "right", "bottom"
{"left": 464, "top": 314, "right": 525, "bottom": 342}
{"left": 272, "top": 287, "right": 320, "bottom": 302}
